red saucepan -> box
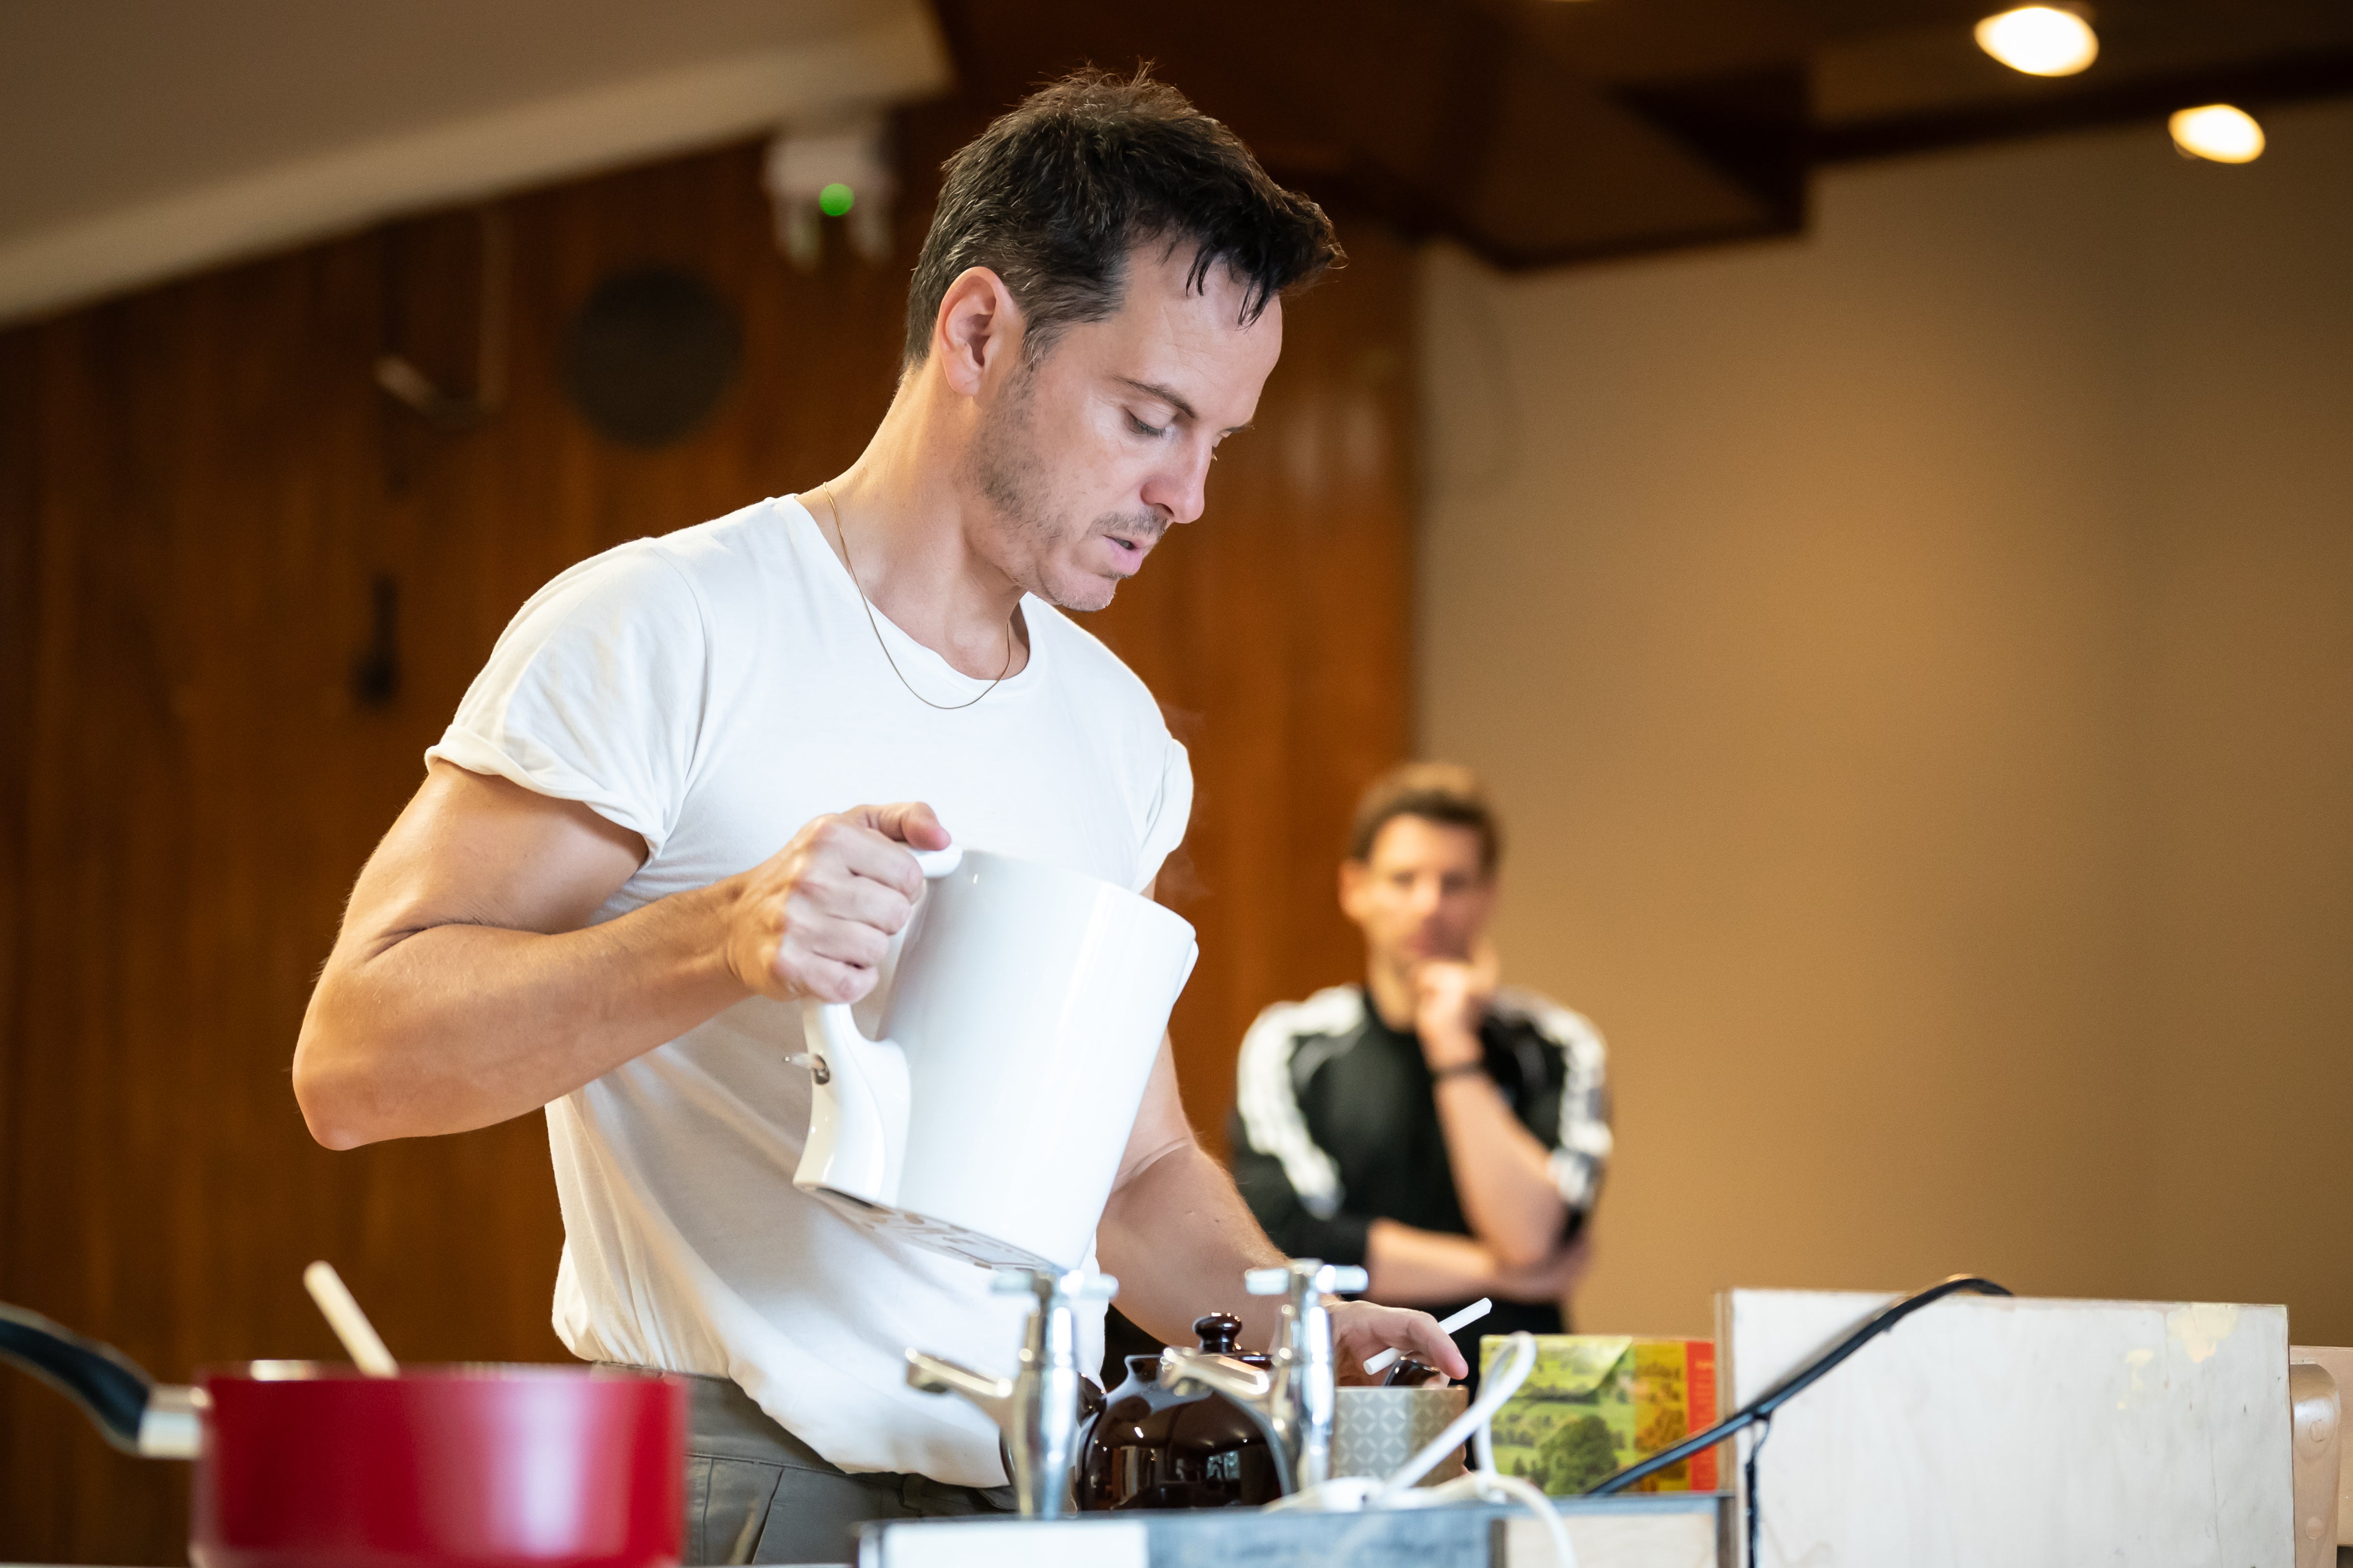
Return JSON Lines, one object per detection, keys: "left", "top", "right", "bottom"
{"left": 1, "top": 1301, "right": 685, "bottom": 1568}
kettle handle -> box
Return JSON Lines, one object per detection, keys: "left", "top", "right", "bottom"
{"left": 908, "top": 845, "right": 963, "bottom": 879}
{"left": 790, "top": 842, "right": 962, "bottom": 1206}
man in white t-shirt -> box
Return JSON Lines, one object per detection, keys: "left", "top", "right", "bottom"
{"left": 292, "top": 69, "right": 1460, "bottom": 1563}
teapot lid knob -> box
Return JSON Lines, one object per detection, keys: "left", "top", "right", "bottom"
{"left": 1192, "top": 1313, "right": 1244, "bottom": 1353}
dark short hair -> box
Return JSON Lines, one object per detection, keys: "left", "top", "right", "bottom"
{"left": 903, "top": 68, "right": 1341, "bottom": 366}
{"left": 1347, "top": 762, "right": 1502, "bottom": 878}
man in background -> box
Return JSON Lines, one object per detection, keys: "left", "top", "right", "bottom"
{"left": 1231, "top": 763, "right": 1611, "bottom": 1380}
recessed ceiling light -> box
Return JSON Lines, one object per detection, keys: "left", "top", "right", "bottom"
{"left": 1974, "top": 6, "right": 2099, "bottom": 77}
{"left": 2169, "top": 104, "right": 2265, "bottom": 163}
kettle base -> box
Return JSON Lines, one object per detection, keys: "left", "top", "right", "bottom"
{"left": 801, "top": 1183, "right": 1066, "bottom": 1273}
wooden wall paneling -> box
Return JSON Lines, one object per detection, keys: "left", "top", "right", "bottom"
{"left": 0, "top": 318, "right": 31, "bottom": 1286}
{"left": 0, "top": 231, "right": 442, "bottom": 1561}
{"left": 10, "top": 280, "right": 205, "bottom": 1560}
{"left": 0, "top": 287, "right": 45, "bottom": 1539}
{"left": 9, "top": 286, "right": 200, "bottom": 1560}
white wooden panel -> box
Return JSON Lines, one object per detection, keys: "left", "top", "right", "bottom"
{"left": 874, "top": 1518, "right": 1147, "bottom": 1568}
{"left": 2290, "top": 1346, "right": 2353, "bottom": 1545}
{"left": 1721, "top": 1290, "right": 2291, "bottom": 1568}
{"left": 1502, "top": 1506, "right": 1719, "bottom": 1567}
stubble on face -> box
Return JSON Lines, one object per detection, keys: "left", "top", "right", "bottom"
{"left": 967, "top": 355, "right": 1045, "bottom": 529}
{"left": 964, "top": 353, "right": 1165, "bottom": 614}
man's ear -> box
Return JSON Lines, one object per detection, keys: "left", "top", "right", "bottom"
{"left": 931, "top": 266, "right": 1026, "bottom": 397}
{"left": 1337, "top": 858, "right": 1367, "bottom": 921}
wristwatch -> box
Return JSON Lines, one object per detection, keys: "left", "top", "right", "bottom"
{"left": 1430, "top": 1060, "right": 1489, "bottom": 1084}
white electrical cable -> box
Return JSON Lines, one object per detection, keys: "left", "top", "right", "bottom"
{"left": 1377, "top": 1330, "right": 1537, "bottom": 1496}
{"left": 1472, "top": 1403, "right": 1499, "bottom": 1475}
{"left": 1263, "top": 1477, "right": 1382, "bottom": 1512}
{"left": 1261, "top": 1331, "right": 1578, "bottom": 1568}
{"left": 1421, "top": 1470, "right": 1577, "bottom": 1568}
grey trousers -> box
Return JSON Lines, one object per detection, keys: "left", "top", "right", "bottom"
{"left": 677, "top": 1370, "right": 1017, "bottom": 1565}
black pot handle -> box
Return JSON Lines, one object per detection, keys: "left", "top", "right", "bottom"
{"left": 0, "top": 1300, "right": 159, "bottom": 1453}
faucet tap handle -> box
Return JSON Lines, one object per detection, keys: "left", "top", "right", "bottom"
{"left": 961, "top": 1267, "right": 1108, "bottom": 1522}
{"left": 1241, "top": 1259, "right": 1355, "bottom": 1494}
{"left": 1245, "top": 1260, "right": 1368, "bottom": 1298}
{"left": 990, "top": 1266, "right": 1119, "bottom": 1302}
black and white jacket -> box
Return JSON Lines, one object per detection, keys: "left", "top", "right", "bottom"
{"left": 1227, "top": 984, "right": 1612, "bottom": 1345}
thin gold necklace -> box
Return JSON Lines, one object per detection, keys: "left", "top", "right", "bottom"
{"left": 815, "top": 484, "right": 1015, "bottom": 711}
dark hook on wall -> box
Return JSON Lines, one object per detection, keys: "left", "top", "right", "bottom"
{"left": 351, "top": 574, "right": 400, "bottom": 709}
{"left": 377, "top": 205, "right": 509, "bottom": 431}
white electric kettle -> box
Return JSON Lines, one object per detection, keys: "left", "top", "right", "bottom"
{"left": 793, "top": 843, "right": 1199, "bottom": 1272}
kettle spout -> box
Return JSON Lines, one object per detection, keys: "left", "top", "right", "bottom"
{"left": 793, "top": 999, "right": 910, "bottom": 1207}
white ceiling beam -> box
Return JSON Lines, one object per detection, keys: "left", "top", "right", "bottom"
{"left": 0, "top": 8, "right": 947, "bottom": 327}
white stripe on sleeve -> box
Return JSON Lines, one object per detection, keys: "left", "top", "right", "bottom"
{"left": 1232, "top": 986, "right": 1365, "bottom": 1222}
{"left": 1493, "top": 987, "right": 1613, "bottom": 1212}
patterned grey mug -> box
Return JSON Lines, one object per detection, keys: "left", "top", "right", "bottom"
{"left": 1331, "top": 1385, "right": 1471, "bottom": 1485}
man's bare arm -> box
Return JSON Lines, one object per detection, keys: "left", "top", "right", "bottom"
{"left": 293, "top": 762, "right": 945, "bottom": 1150}
{"left": 1365, "top": 1218, "right": 1592, "bottom": 1309}
{"left": 1427, "top": 1075, "right": 1570, "bottom": 1268}
{"left": 1364, "top": 1220, "right": 1498, "bottom": 1304}
{"left": 1095, "top": 1038, "right": 1286, "bottom": 1343}
{"left": 1096, "top": 1035, "right": 1468, "bottom": 1382}
{"left": 1415, "top": 956, "right": 1571, "bottom": 1269}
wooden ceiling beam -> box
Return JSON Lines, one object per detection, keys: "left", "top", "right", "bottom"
{"left": 914, "top": 0, "right": 2353, "bottom": 271}
{"left": 1814, "top": 44, "right": 2353, "bottom": 164}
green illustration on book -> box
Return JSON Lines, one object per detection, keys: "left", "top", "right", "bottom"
{"left": 1479, "top": 1335, "right": 1720, "bottom": 1495}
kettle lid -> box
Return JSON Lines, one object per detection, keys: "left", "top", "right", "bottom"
{"left": 1192, "top": 1313, "right": 1244, "bottom": 1353}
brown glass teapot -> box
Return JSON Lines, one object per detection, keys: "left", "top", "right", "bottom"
{"left": 1077, "top": 1313, "right": 1283, "bottom": 1509}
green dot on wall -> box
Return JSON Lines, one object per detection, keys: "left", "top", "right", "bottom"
{"left": 818, "top": 183, "right": 856, "bottom": 218}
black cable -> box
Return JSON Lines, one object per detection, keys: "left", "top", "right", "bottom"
{"left": 1744, "top": 1418, "right": 1770, "bottom": 1568}
{"left": 1582, "top": 1272, "right": 2012, "bottom": 1556}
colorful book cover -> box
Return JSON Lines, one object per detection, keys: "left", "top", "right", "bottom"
{"left": 1479, "top": 1334, "right": 1721, "bottom": 1495}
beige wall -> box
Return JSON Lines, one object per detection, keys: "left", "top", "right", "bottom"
{"left": 1418, "top": 102, "right": 2353, "bottom": 1340}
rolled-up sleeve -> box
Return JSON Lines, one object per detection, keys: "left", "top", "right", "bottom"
{"left": 1133, "top": 735, "right": 1193, "bottom": 894}
{"left": 425, "top": 541, "right": 709, "bottom": 859}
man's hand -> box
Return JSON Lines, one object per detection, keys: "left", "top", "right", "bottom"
{"left": 1329, "top": 1298, "right": 1470, "bottom": 1386}
{"left": 1412, "top": 940, "right": 1499, "bottom": 1071}
{"left": 721, "top": 802, "right": 951, "bottom": 1003}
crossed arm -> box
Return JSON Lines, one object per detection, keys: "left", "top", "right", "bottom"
{"left": 1363, "top": 958, "right": 1594, "bottom": 1307}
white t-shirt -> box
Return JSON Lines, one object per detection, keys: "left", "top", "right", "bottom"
{"left": 423, "top": 495, "right": 1192, "bottom": 1484}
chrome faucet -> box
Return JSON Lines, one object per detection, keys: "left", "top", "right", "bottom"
{"left": 1158, "top": 1258, "right": 1368, "bottom": 1494}
{"left": 904, "top": 1266, "right": 1115, "bottom": 1518}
